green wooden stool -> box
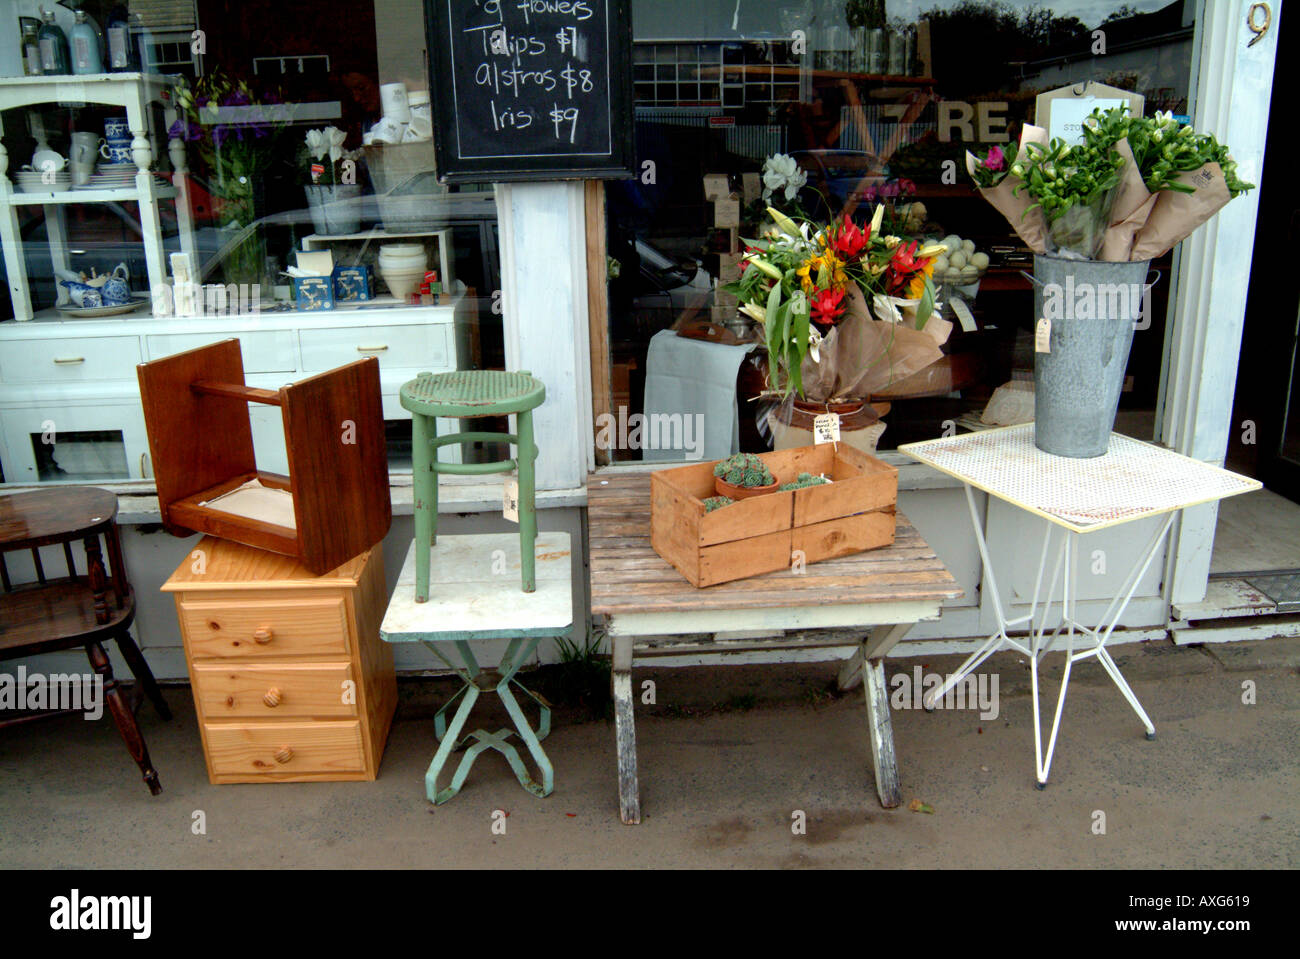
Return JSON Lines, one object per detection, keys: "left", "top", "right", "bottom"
{"left": 400, "top": 370, "right": 546, "bottom": 602}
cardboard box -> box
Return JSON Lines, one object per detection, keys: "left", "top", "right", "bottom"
{"left": 650, "top": 445, "right": 898, "bottom": 587}
{"left": 333, "top": 265, "right": 374, "bottom": 303}
{"left": 292, "top": 250, "right": 335, "bottom": 311}
{"left": 703, "top": 173, "right": 730, "bottom": 202}
{"left": 713, "top": 196, "right": 741, "bottom": 228}
{"left": 718, "top": 253, "right": 743, "bottom": 286}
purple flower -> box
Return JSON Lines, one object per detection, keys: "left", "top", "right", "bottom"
{"left": 985, "top": 146, "right": 1005, "bottom": 171}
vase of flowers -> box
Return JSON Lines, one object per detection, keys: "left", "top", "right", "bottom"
{"left": 302, "top": 126, "right": 363, "bottom": 236}
{"left": 169, "top": 71, "right": 287, "bottom": 289}
{"left": 725, "top": 203, "right": 952, "bottom": 451}
{"left": 969, "top": 106, "right": 1254, "bottom": 457}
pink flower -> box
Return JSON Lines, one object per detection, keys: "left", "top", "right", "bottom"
{"left": 984, "top": 146, "right": 1006, "bottom": 172}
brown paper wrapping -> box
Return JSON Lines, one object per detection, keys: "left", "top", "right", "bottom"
{"left": 1129, "top": 162, "right": 1232, "bottom": 261}
{"left": 1100, "top": 138, "right": 1156, "bottom": 261}
{"left": 798, "top": 284, "right": 949, "bottom": 402}
{"left": 965, "top": 124, "right": 1051, "bottom": 254}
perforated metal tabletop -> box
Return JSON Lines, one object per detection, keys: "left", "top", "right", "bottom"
{"left": 901, "top": 424, "right": 1261, "bottom": 533}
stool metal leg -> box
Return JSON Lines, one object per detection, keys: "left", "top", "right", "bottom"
{"left": 516, "top": 408, "right": 538, "bottom": 593}
{"left": 411, "top": 409, "right": 434, "bottom": 603}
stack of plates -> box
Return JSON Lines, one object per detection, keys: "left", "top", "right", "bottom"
{"left": 14, "top": 170, "right": 72, "bottom": 193}
{"left": 76, "top": 166, "right": 138, "bottom": 191}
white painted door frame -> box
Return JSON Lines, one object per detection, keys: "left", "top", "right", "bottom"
{"left": 1161, "top": 0, "right": 1281, "bottom": 607}
{"left": 496, "top": 181, "right": 596, "bottom": 490}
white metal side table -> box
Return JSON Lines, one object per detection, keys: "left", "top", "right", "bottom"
{"left": 900, "top": 424, "right": 1260, "bottom": 787}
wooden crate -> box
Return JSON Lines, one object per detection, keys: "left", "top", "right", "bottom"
{"left": 650, "top": 445, "right": 898, "bottom": 587}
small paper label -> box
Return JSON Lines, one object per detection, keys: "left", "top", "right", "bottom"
{"left": 813, "top": 412, "right": 841, "bottom": 444}
{"left": 108, "top": 28, "right": 128, "bottom": 67}
{"left": 73, "top": 37, "right": 90, "bottom": 69}
{"left": 310, "top": 163, "right": 324, "bottom": 184}
{"left": 503, "top": 477, "right": 519, "bottom": 524}
{"left": 1035, "top": 317, "right": 1052, "bottom": 353}
{"left": 951, "top": 298, "right": 977, "bottom": 333}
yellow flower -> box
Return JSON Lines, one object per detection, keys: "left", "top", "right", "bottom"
{"left": 907, "top": 258, "right": 936, "bottom": 299}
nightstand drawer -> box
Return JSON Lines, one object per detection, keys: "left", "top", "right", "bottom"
{"left": 0, "top": 336, "right": 142, "bottom": 384}
{"left": 179, "top": 597, "right": 350, "bottom": 659}
{"left": 299, "top": 324, "right": 452, "bottom": 373}
{"left": 205, "top": 721, "right": 365, "bottom": 777}
{"left": 192, "top": 662, "right": 357, "bottom": 719}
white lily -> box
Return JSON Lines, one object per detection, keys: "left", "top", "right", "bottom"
{"left": 870, "top": 203, "right": 884, "bottom": 236}
{"left": 809, "top": 326, "right": 824, "bottom": 364}
{"left": 739, "top": 301, "right": 767, "bottom": 324}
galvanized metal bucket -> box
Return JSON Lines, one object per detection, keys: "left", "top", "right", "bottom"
{"left": 1030, "top": 254, "right": 1156, "bottom": 458}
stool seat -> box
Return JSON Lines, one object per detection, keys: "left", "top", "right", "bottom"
{"left": 400, "top": 369, "right": 546, "bottom": 600}
{"left": 401, "top": 370, "right": 546, "bottom": 418}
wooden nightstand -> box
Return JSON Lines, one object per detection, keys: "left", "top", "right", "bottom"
{"left": 162, "top": 536, "right": 396, "bottom": 783}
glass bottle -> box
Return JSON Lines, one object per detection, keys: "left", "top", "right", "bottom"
{"left": 37, "top": 8, "right": 72, "bottom": 75}
{"left": 22, "top": 23, "right": 43, "bottom": 76}
{"left": 70, "top": 10, "right": 105, "bottom": 75}
{"left": 106, "top": 3, "right": 139, "bottom": 72}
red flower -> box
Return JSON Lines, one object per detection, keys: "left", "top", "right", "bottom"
{"left": 810, "top": 287, "right": 846, "bottom": 326}
{"left": 834, "top": 215, "right": 868, "bottom": 259}
{"left": 890, "top": 240, "right": 920, "bottom": 273}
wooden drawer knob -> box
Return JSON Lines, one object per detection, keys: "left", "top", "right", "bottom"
{"left": 263, "top": 687, "right": 283, "bottom": 708}
{"left": 273, "top": 745, "right": 294, "bottom": 764}
{"left": 252, "top": 626, "right": 274, "bottom": 645}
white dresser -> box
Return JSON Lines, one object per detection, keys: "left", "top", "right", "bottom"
{"left": 0, "top": 296, "right": 472, "bottom": 484}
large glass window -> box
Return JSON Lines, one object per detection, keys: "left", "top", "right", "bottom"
{"left": 0, "top": 0, "right": 500, "bottom": 485}
{"left": 602, "top": 0, "right": 1196, "bottom": 462}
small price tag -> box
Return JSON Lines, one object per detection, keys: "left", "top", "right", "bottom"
{"left": 1035, "top": 317, "right": 1052, "bottom": 354}
{"left": 310, "top": 162, "right": 325, "bottom": 183}
{"left": 813, "top": 412, "right": 841, "bottom": 444}
{"left": 503, "top": 477, "right": 519, "bottom": 524}
{"left": 951, "top": 298, "right": 977, "bottom": 333}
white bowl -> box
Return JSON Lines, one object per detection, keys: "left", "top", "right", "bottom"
{"left": 379, "top": 266, "right": 427, "bottom": 299}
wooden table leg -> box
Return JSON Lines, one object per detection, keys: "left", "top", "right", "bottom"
{"left": 114, "top": 630, "right": 172, "bottom": 721}
{"left": 863, "top": 657, "right": 901, "bottom": 808}
{"left": 847, "top": 623, "right": 914, "bottom": 807}
{"left": 611, "top": 634, "right": 640, "bottom": 824}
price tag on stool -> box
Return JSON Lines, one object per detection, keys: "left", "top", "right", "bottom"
{"left": 813, "top": 412, "right": 841, "bottom": 444}
{"left": 1035, "top": 317, "right": 1052, "bottom": 354}
{"left": 503, "top": 477, "right": 519, "bottom": 524}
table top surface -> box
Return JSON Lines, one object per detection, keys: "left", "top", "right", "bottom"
{"left": 381, "top": 531, "right": 574, "bottom": 642}
{"left": 900, "top": 424, "right": 1261, "bottom": 533}
{"left": 588, "top": 471, "right": 961, "bottom": 618}
{"left": 0, "top": 487, "right": 117, "bottom": 549}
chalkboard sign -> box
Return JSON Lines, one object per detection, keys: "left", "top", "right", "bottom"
{"left": 425, "top": 0, "right": 635, "bottom": 183}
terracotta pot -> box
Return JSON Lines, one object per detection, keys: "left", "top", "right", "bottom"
{"left": 769, "top": 398, "right": 886, "bottom": 453}
{"left": 714, "top": 476, "right": 779, "bottom": 500}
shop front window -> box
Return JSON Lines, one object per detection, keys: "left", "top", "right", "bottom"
{"left": 601, "top": 0, "right": 1197, "bottom": 463}
{"left": 0, "top": 0, "right": 500, "bottom": 486}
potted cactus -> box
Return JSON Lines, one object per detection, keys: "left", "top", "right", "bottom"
{"left": 712, "top": 453, "right": 778, "bottom": 500}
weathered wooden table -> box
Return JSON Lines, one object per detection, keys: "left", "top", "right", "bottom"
{"left": 588, "top": 472, "right": 962, "bottom": 824}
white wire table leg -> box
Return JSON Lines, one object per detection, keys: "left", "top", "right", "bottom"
{"left": 925, "top": 485, "right": 1016, "bottom": 708}
{"left": 1037, "top": 531, "right": 1077, "bottom": 787}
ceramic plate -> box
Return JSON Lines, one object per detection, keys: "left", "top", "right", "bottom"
{"left": 55, "top": 294, "right": 150, "bottom": 318}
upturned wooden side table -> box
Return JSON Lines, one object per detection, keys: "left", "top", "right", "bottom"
{"left": 161, "top": 536, "right": 396, "bottom": 783}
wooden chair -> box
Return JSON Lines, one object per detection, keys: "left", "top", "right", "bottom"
{"left": 137, "top": 339, "right": 392, "bottom": 575}
{"left": 0, "top": 487, "right": 170, "bottom": 794}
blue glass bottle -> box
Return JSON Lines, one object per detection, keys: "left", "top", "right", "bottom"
{"left": 106, "top": 3, "right": 139, "bottom": 72}
{"left": 37, "top": 8, "right": 72, "bottom": 75}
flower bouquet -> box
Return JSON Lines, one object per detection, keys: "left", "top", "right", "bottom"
{"left": 967, "top": 106, "right": 1254, "bottom": 261}
{"left": 726, "top": 203, "right": 951, "bottom": 404}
